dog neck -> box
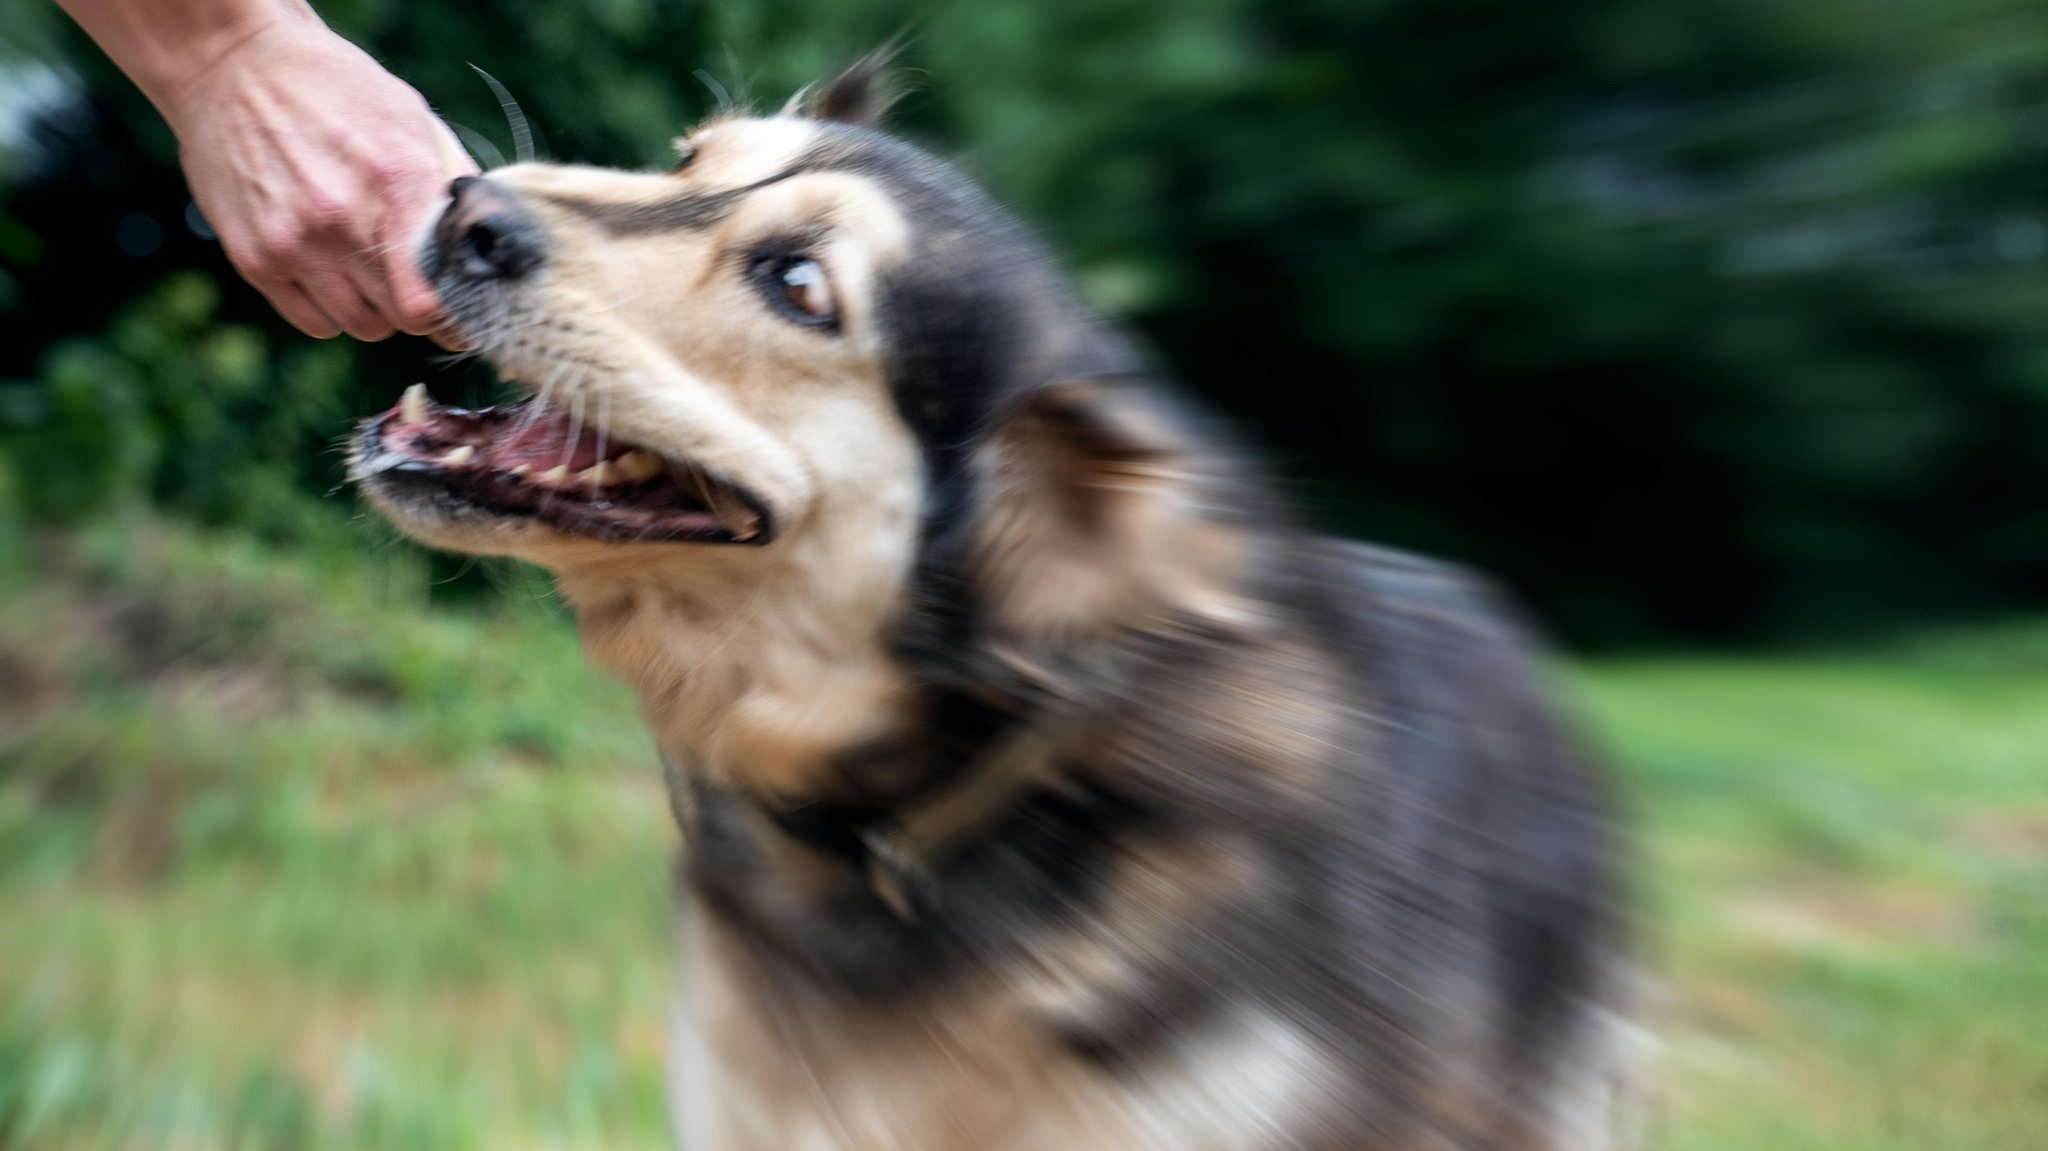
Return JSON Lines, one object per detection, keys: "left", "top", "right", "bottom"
{"left": 681, "top": 693, "right": 1081, "bottom": 919}
{"left": 553, "top": 513, "right": 923, "bottom": 803}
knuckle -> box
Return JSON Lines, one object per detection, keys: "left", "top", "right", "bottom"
{"left": 333, "top": 302, "right": 374, "bottom": 332}
{"left": 362, "top": 156, "right": 407, "bottom": 192}
{"left": 397, "top": 297, "right": 444, "bottom": 331}
{"left": 253, "top": 226, "right": 300, "bottom": 266}
{"left": 223, "top": 239, "right": 265, "bottom": 273}
{"left": 301, "top": 189, "right": 353, "bottom": 234}
{"left": 294, "top": 311, "right": 342, "bottom": 339}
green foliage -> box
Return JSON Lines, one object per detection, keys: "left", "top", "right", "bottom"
{"left": 1, "top": 275, "right": 353, "bottom": 543}
{"left": 8, "top": 0, "right": 2048, "bottom": 643}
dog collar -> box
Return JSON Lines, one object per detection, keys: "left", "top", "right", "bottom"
{"left": 845, "top": 711, "right": 1084, "bottom": 919}
{"left": 676, "top": 683, "right": 1107, "bottom": 925}
{"left": 686, "top": 651, "right": 1139, "bottom": 921}
{"left": 736, "top": 703, "right": 1086, "bottom": 921}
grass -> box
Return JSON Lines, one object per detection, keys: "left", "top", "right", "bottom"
{"left": 2, "top": 513, "right": 2046, "bottom": 1149}
{"left": 0, "top": 518, "right": 673, "bottom": 1150}
{"left": 1581, "top": 642, "right": 2048, "bottom": 1150}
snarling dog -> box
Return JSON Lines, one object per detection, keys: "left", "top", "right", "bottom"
{"left": 350, "top": 58, "right": 1638, "bottom": 1151}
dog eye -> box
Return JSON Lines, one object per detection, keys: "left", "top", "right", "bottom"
{"left": 672, "top": 140, "right": 698, "bottom": 172}
{"left": 757, "top": 255, "right": 839, "bottom": 328}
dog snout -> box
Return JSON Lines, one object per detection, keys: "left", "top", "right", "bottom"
{"left": 437, "top": 175, "right": 545, "bottom": 281}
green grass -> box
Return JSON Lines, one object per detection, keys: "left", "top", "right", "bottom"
{"left": 0, "top": 518, "right": 674, "bottom": 1150}
{"left": 1582, "top": 643, "right": 2048, "bottom": 1151}
{"left": 3, "top": 514, "right": 2046, "bottom": 1149}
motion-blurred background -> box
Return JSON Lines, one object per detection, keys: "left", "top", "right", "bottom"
{"left": 2, "top": 1, "right": 2044, "bottom": 1147}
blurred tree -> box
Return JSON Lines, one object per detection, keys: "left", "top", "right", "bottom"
{"left": 6, "top": 0, "right": 2048, "bottom": 645}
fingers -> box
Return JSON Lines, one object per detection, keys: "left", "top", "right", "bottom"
{"left": 257, "top": 278, "right": 343, "bottom": 340}
{"left": 374, "top": 146, "right": 474, "bottom": 345}
{"left": 377, "top": 246, "right": 472, "bottom": 351}
{"left": 209, "top": 114, "right": 475, "bottom": 345}
{"left": 343, "top": 291, "right": 397, "bottom": 342}
{"left": 230, "top": 227, "right": 400, "bottom": 341}
{"left": 302, "top": 267, "right": 396, "bottom": 341}
{"left": 425, "top": 326, "right": 474, "bottom": 353}
{"left": 372, "top": 238, "right": 448, "bottom": 338}
{"left": 267, "top": 235, "right": 445, "bottom": 346}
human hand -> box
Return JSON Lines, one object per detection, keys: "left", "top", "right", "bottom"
{"left": 159, "top": 20, "right": 476, "bottom": 343}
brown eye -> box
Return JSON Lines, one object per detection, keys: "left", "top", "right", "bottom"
{"left": 781, "top": 259, "right": 833, "bottom": 318}
{"left": 754, "top": 254, "right": 839, "bottom": 329}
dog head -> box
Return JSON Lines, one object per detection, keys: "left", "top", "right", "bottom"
{"left": 350, "top": 59, "right": 1264, "bottom": 800}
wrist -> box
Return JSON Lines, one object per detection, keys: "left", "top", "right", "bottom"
{"left": 131, "top": 3, "right": 324, "bottom": 127}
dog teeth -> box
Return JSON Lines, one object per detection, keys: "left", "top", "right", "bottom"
{"left": 400, "top": 383, "right": 430, "bottom": 424}
{"left": 442, "top": 445, "right": 476, "bottom": 466}
{"left": 611, "top": 450, "right": 663, "bottom": 482}
{"left": 538, "top": 465, "right": 571, "bottom": 485}
{"left": 508, "top": 464, "right": 531, "bottom": 478}
{"left": 579, "top": 461, "right": 614, "bottom": 486}
{"left": 726, "top": 508, "right": 762, "bottom": 542}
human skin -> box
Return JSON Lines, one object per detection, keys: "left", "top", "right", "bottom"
{"left": 55, "top": 0, "right": 475, "bottom": 343}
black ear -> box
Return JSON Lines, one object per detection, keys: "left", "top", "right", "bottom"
{"left": 812, "top": 45, "right": 903, "bottom": 127}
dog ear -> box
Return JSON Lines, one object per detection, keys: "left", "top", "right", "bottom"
{"left": 972, "top": 380, "right": 1253, "bottom": 654}
{"left": 810, "top": 46, "right": 903, "bottom": 127}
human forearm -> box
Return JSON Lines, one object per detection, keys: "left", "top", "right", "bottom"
{"left": 53, "top": 0, "right": 322, "bottom": 120}
{"left": 52, "top": 0, "right": 475, "bottom": 342}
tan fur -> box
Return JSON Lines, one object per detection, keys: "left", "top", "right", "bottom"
{"left": 366, "top": 117, "right": 933, "bottom": 801}
{"left": 368, "top": 113, "right": 1357, "bottom": 1147}
{"left": 973, "top": 384, "right": 1256, "bottom": 654}
{"left": 358, "top": 98, "right": 1635, "bottom": 1151}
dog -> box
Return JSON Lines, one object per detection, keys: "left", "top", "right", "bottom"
{"left": 350, "top": 56, "right": 1639, "bottom": 1151}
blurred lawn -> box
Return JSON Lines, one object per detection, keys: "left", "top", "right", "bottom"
{"left": 2, "top": 517, "right": 2045, "bottom": 1149}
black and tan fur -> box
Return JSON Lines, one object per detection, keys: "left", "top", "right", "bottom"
{"left": 350, "top": 57, "right": 1639, "bottom": 1150}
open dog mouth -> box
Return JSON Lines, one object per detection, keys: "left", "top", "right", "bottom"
{"left": 354, "top": 385, "right": 771, "bottom": 545}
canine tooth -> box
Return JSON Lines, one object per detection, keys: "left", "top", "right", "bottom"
{"left": 508, "top": 464, "right": 531, "bottom": 478}
{"left": 442, "top": 445, "right": 476, "bottom": 466}
{"left": 612, "top": 450, "right": 662, "bottom": 482}
{"left": 727, "top": 509, "right": 763, "bottom": 542}
{"left": 538, "top": 465, "right": 570, "bottom": 485}
{"left": 579, "top": 461, "right": 614, "bottom": 486}
{"left": 400, "top": 383, "right": 429, "bottom": 424}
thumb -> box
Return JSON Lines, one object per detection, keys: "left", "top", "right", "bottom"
{"left": 431, "top": 116, "right": 482, "bottom": 178}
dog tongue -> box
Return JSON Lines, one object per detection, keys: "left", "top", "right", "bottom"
{"left": 392, "top": 389, "right": 616, "bottom": 474}
{"left": 481, "top": 407, "right": 614, "bottom": 473}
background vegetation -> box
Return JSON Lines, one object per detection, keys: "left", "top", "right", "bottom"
{"left": 9, "top": 0, "right": 2048, "bottom": 644}
{"left": 2, "top": 0, "right": 2046, "bottom": 1147}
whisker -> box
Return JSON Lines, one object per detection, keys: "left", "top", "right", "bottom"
{"left": 444, "top": 120, "right": 508, "bottom": 170}
{"left": 511, "top": 361, "right": 569, "bottom": 440}
{"left": 532, "top": 362, "right": 587, "bottom": 517}
{"left": 687, "top": 459, "right": 743, "bottom": 532}
{"left": 558, "top": 383, "right": 588, "bottom": 473}
{"left": 721, "top": 44, "right": 754, "bottom": 107}
{"left": 470, "top": 65, "right": 536, "bottom": 164}
{"left": 694, "top": 68, "right": 734, "bottom": 115}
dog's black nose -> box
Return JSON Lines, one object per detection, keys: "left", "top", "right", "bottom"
{"left": 437, "top": 175, "right": 544, "bottom": 281}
